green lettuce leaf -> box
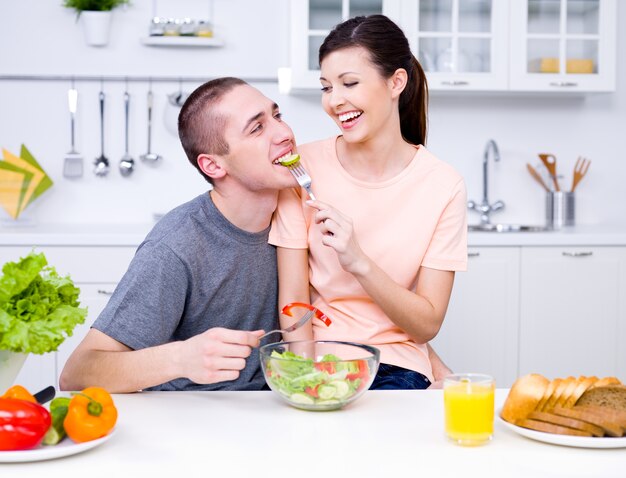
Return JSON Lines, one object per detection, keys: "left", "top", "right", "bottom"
{"left": 0, "top": 252, "right": 87, "bottom": 354}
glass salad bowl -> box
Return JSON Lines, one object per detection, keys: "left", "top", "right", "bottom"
{"left": 260, "top": 340, "right": 380, "bottom": 411}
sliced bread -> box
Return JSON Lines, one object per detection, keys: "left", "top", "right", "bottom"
{"left": 501, "top": 374, "right": 550, "bottom": 424}
{"left": 544, "top": 376, "right": 575, "bottom": 411}
{"left": 574, "top": 405, "right": 626, "bottom": 428}
{"left": 563, "top": 376, "right": 598, "bottom": 409}
{"left": 536, "top": 378, "right": 560, "bottom": 411}
{"left": 588, "top": 377, "right": 622, "bottom": 390}
{"left": 551, "top": 406, "right": 623, "bottom": 437}
{"left": 575, "top": 385, "right": 626, "bottom": 412}
{"left": 527, "top": 411, "right": 604, "bottom": 436}
{"left": 556, "top": 376, "right": 582, "bottom": 408}
{"left": 517, "top": 418, "right": 593, "bottom": 437}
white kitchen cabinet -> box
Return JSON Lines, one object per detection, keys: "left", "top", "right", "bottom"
{"left": 0, "top": 246, "right": 135, "bottom": 393}
{"left": 431, "top": 247, "right": 520, "bottom": 387}
{"left": 404, "top": 0, "right": 510, "bottom": 91}
{"left": 519, "top": 246, "right": 626, "bottom": 379}
{"left": 286, "top": 0, "right": 405, "bottom": 91}
{"left": 286, "top": 0, "right": 616, "bottom": 93}
{"left": 509, "top": 0, "right": 616, "bottom": 92}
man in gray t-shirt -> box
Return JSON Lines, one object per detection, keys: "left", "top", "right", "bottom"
{"left": 60, "top": 78, "right": 299, "bottom": 392}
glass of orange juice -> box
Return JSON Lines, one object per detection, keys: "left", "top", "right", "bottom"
{"left": 444, "top": 373, "right": 495, "bottom": 446}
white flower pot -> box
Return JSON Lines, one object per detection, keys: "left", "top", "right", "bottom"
{"left": 81, "top": 11, "right": 112, "bottom": 47}
{"left": 0, "top": 350, "right": 28, "bottom": 393}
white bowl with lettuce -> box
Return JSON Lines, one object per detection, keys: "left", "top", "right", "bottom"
{"left": 260, "top": 340, "right": 380, "bottom": 411}
{"left": 0, "top": 252, "right": 87, "bottom": 391}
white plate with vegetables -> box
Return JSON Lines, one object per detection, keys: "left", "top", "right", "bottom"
{"left": 0, "top": 430, "right": 116, "bottom": 463}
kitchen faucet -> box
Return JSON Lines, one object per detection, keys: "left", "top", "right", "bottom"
{"left": 468, "top": 139, "right": 505, "bottom": 225}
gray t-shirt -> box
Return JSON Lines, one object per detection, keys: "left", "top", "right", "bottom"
{"left": 93, "top": 193, "right": 278, "bottom": 391}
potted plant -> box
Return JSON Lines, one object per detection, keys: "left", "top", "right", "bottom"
{"left": 63, "top": 0, "right": 130, "bottom": 47}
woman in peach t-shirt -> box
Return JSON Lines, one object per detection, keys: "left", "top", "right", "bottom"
{"left": 270, "top": 15, "right": 467, "bottom": 389}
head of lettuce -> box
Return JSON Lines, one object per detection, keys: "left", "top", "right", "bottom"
{"left": 0, "top": 252, "right": 87, "bottom": 354}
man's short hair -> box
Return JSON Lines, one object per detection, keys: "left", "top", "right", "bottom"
{"left": 178, "top": 77, "right": 247, "bottom": 184}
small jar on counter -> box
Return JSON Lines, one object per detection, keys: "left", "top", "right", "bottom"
{"left": 163, "top": 18, "right": 180, "bottom": 36}
{"left": 195, "top": 20, "right": 213, "bottom": 38}
{"left": 179, "top": 18, "right": 196, "bottom": 36}
{"left": 149, "top": 16, "right": 165, "bottom": 36}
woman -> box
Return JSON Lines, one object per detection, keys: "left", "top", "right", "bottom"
{"left": 269, "top": 15, "right": 467, "bottom": 389}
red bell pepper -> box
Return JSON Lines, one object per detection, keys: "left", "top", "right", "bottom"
{"left": 347, "top": 360, "right": 370, "bottom": 390}
{"left": 0, "top": 398, "right": 51, "bottom": 451}
{"left": 305, "top": 386, "right": 319, "bottom": 398}
{"left": 281, "top": 302, "right": 332, "bottom": 327}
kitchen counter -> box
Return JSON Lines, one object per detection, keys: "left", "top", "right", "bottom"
{"left": 1, "top": 223, "right": 626, "bottom": 247}
{"left": 3, "top": 390, "right": 624, "bottom": 477}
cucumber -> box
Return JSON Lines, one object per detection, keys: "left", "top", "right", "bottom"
{"left": 317, "top": 384, "right": 337, "bottom": 400}
{"left": 279, "top": 154, "right": 300, "bottom": 167}
{"left": 329, "top": 380, "right": 351, "bottom": 399}
{"left": 290, "top": 392, "right": 315, "bottom": 405}
{"left": 42, "top": 403, "right": 69, "bottom": 446}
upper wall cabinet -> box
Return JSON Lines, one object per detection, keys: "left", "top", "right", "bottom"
{"left": 405, "top": 0, "right": 510, "bottom": 91}
{"left": 509, "top": 0, "right": 616, "bottom": 92}
{"left": 287, "top": 0, "right": 404, "bottom": 92}
{"left": 285, "top": 0, "right": 616, "bottom": 93}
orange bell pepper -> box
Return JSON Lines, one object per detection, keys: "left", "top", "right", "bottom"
{"left": 1, "top": 385, "right": 37, "bottom": 403}
{"left": 64, "top": 387, "right": 117, "bottom": 443}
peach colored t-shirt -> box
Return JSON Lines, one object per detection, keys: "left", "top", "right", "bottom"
{"left": 269, "top": 136, "right": 467, "bottom": 381}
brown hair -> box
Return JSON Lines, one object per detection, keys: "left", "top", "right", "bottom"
{"left": 319, "top": 15, "right": 428, "bottom": 146}
{"left": 178, "top": 77, "right": 247, "bottom": 183}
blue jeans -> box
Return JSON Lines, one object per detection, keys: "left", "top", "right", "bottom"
{"left": 370, "top": 363, "right": 432, "bottom": 390}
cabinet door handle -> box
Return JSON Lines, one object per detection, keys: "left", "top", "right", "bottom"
{"left": 549, "top": 81, "right": 578, "bottom": 87}
{"left": 468, "top": 252, "right": 480, "bottom": 257}
{"left": 562, "top": 251, "right": 593, "bottom": 257}
{"left": 97, "top": 289, "right": 114, "bottom": 295}
{"left": 441, "top": 80, "right": 469, "bottom": 86}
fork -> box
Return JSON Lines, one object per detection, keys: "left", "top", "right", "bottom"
{"left": 259, "top": 308, "right": 316, "bottom": 340}
{"left": 287, "top": 161, "right": 316, "bottom": 200}
{"left": 571, "top": 156, "right": 591, "bottom": 192}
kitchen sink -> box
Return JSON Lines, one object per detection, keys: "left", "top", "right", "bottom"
{"left": 468, "top": 224, "right": 552, "bottom": 233}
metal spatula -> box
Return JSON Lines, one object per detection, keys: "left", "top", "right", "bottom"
{"left": 63, "top": 87, "right": 84, "bottom": 179}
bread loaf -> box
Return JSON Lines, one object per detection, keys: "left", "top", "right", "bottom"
{"left": 501, "top": 374, "right": 549, "bottom": 423}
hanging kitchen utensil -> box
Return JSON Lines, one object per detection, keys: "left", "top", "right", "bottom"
{"left": 119, "top": 90, "right": 135, "bottom": 177}
{"left": 63, "top": 86, "right": 84, "bottom": 179}
{"left": 140, "top": 88, "right": 163, "bottom": 165}
{"left": 571, "top": 156, "right": 591, "bottom": 192}
{"left": 94, "top": 89, "right": 110, "bottom": 177}
{"left": 538, "top": 153, "right": 560, "bottom": 191}
{"left": 526, "top": 163, "right": 549, "bottom": 191}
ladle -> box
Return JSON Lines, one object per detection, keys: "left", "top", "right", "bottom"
{"left": 119, "top": 91, "right": 135, "bottom": 177}
{"left": 93, "top": 90, "right": 110, "bottom": 177}
{"left": 140, "top": 89, "right": 163, "bottom": 165}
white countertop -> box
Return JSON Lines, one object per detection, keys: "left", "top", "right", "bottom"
{"left": 3, "top": 390, "right": 624, "bottom": 477}
{"left": 1, "top": 223, "right": 626, "bottom": 247}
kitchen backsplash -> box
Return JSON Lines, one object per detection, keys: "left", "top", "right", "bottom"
{"left": 0, "top": 0, "right": 624, "bottom": 227}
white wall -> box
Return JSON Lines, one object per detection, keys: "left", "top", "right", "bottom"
{"left": 0, "top": 0, "right": 624, "bottom": 227}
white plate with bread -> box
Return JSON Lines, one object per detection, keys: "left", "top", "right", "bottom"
{"left": 499, "top": 374, "right": 626, "bottom": 448}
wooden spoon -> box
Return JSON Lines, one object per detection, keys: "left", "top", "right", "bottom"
{"left": 538, "top": 153, "right": 560, "bottom": 191}
{"left": 526, "top": 163, "right": 550, "bottom": 191}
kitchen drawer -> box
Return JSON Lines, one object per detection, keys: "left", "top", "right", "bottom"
{"left": 0, "top": 246, "right": 136, "bottom": 283}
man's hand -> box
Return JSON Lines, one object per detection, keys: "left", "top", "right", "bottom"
{"left": 178, "top": 328, "right": 264, "bottom": 384}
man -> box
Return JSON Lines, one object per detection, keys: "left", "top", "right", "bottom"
{"left": 60, "top": 78, "right": 299, "bottom": 392}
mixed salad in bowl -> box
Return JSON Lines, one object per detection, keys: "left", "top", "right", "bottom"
{"left": 260, "top": 341, "right": 380, "bottom": 411}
